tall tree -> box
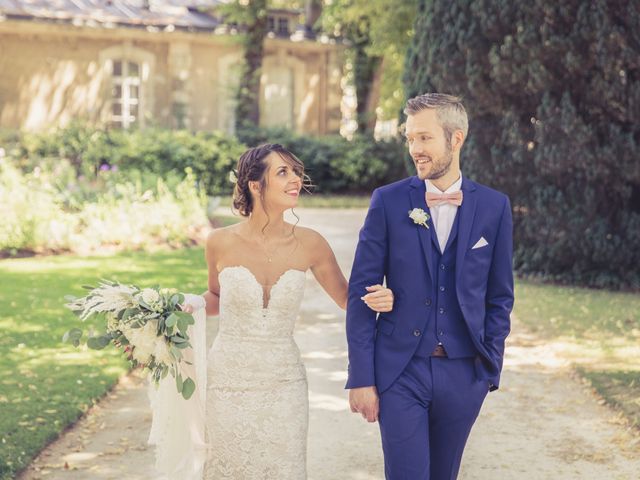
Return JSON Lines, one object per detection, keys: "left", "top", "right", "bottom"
{"left": 404, "top": 0, "right": 640, "bottom": 288}
{"left": 322, "top": 0, "right": 416, "bottom": 134}
{"left": 348, "top": 16, "right": 383, "bottom": 134}
{"left": 237, "top": 0, "right": 268, "bottom": 132}
{"left": 323, "top": 0, "right": 416, "bottom": 127}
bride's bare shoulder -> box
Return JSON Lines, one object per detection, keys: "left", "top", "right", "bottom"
{"left": 293, "top": 225, "right": 330, "bottom": 250}
{"left": 206, "top": 222, "right": 243, "bottom": 249}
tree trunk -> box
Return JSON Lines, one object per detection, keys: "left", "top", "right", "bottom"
{"left": 235, "top": 0, "right": 268, "bottom": 132}
{"left": 352, "top": 17, "right": 382, "bottom": 136}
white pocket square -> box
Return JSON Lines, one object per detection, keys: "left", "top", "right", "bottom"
{"left": 471, "top": 237, "right": 489, "bottom": 249}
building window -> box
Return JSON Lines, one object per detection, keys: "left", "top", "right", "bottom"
{"left": 277, "top": 17, "right": 289, "bottom": 36}
{"left": 267, "top": 15, "right": 290, "bottom": 37}
{"left": 110, "top": 60, "right": 141, "bottom": 128}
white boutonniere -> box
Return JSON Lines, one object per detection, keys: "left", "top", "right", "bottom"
{"left": 409, "top": 208, "right": 430, "bottom": 229}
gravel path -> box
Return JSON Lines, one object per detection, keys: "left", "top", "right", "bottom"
{"left": 19, "top": 209, "right": 639, "bottom": 480}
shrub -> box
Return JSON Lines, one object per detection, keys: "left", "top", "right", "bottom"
{"left": 0, "top": 158, "right": 208, "bottom": 255}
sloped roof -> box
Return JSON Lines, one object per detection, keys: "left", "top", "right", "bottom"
{"left": 0, "top": 0, "right": 225, "bottom": 30}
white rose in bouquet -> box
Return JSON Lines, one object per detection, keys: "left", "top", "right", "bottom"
{"left": 153, "top": 339, "right": 175, "bottom": 367}
{"left": 126, "top": 321, "right": 158, "bottom": 364}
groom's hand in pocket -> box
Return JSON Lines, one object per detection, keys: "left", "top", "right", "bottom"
{"left": 361, "top": 285, "right": 394, "bottom": 313}
{"left": 349, "top": 386, "right": 379, "bottom": 423}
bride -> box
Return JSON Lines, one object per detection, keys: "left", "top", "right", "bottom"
{"left": 162, "top": 143, "right": 395, "bottom": 480}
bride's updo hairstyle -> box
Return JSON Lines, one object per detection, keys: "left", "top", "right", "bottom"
{"left": 232, "top": 143, "right": 310, "bottom": 217}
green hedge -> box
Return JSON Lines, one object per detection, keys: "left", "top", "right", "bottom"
{"left": 1, "top": 123, "right": 409, "bottom": 196}
{"left": 1, "top": 124, "right": 245, "bottom": 196}
{"left": 0, "top": 158, "right": 208, "bottom": 255}
{"left": 238, "top": 127, "right": 408, "bottom": 193}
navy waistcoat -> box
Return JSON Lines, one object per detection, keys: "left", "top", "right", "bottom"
{"left": 415, "top": 210, "right": 478, "bottom": 358}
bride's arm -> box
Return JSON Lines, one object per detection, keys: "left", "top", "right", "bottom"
{"left": 203, "top": 229, "right": 222, "bottom": 316}
{"left": 308, "top": 230, "right": 348, "bottom": 309}
{"left": 307, "top": 230, "right": 393, "bottom": 312}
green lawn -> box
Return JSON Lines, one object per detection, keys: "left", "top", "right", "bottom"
{"left": 514, "top": 281, "right": 640, "bottom": 430}
{"left": 0, "top": 248, "right": 208, "bottom": 480}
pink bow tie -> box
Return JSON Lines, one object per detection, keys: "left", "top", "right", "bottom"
{"left": 426, "top": 190, "right": 463, "bottom": 207}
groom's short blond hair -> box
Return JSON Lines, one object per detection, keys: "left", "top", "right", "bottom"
{"left": 404, "top": 93, "right": 469, "bottom": 142}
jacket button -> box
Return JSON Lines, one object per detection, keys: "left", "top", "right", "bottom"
{"left": 439, "top": 307, "right": 445, "bottom": 314}
{"left": 439, "top": 286, "right": 445, "bottom": 292}
{"left": 425, "top": 298, "right": 432, "bottom": 306}
{"left": 438, "top": 330, "right": 444, "bottom": 336}
{"left": 413, "top": 329, "right": 421, "bottom": 337}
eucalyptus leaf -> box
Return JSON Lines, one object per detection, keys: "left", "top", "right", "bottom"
{"left": 62, "top": 328, "right": 83, "bottom": 344}
{"left": 170, "top": 346, "right": 183, "bottom": 360}
{"left": 87, "top": 335, "right": 111, "bottom": 350}
{"left": 174, "top": 311, "right": 194, "bottom": 322}
{"left": 165, "top": 313, "right": 178, "bottom": 328}
{"left": 138, "top": 301, "right": 150, "bottom": 310}
{"left": 177, "top": 318, "right": 188, "bottom": 336}
{"left": 170, "top": 293, "right": 181, "bottom": 307}
{"left": 182, "top": 378, "right": 196, "bottom": 400}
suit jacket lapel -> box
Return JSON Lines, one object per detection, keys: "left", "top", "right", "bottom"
{"left": 409, "top": 177, "right": 434, "bottom": 283}
{"left": 455, "top": 177, "right": 477, "bottom": 281}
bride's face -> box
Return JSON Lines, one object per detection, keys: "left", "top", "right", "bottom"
{"left": 258, "top": 152, "right": 303, "bottom": 211}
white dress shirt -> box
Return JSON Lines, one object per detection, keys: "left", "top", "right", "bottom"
{"left": 425, "top": 175, "right": 462, "bottom": 253}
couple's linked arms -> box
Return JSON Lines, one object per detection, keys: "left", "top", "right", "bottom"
{"left": 307, "top": 229, "right": 393, "bottom": 313}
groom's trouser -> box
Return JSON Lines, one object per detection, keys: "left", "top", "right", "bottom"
{"left": 378, "top": 355, "right": 488, "bottom": 480}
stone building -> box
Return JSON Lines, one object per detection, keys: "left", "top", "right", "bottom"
{"left": 0, "top": 0, "right": 344, "bottom": 134}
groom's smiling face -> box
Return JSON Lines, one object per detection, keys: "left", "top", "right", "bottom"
{"left": 405, "top": 108, "right": 453, "bottom": 181}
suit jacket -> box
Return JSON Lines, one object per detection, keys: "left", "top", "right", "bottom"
{"left": 346, "top": 176, "right": 514, "bottom": 394}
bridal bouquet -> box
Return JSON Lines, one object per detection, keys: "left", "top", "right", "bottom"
{"left": 63, "top": 280, "right": 197, "bottom": 399}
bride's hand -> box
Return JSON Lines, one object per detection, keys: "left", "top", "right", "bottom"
{"left": 178, "top": 295, "right": 206, "bottom": 314}
{"left": 361, "top": 285, "right": 394, "bottom": 312}
{"left": 179, "top": 304, "right": 195, "bottom": 314}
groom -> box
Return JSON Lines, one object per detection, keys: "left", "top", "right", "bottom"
{"left": 346, "top": 93, "right": 514, "bottom": 479}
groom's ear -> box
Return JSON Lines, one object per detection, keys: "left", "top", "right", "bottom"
{"left": 451, "top": 130, "right": 465, "bottom": 152}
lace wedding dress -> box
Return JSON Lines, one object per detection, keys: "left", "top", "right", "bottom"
{"left": 148, "top": 267, "right": 309, "bottom": 480}
{"left": 204, "top": 265, "right": 309, "bottom": 479}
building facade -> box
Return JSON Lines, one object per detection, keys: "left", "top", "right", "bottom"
{"left": 0, "top": 0, "right": 344, "bottom": 134}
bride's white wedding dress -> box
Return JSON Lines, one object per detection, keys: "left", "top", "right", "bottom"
{"left": 148, "top": 266, "right": 309, "bottom": 480}
{"left": 204, "top": 265, "right": 308, "bottom": 479}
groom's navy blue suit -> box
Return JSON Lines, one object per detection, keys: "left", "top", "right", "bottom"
{"left": 346, "top": 175, "right": 514, "bottom": 480}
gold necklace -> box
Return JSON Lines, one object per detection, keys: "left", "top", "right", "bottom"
{"left": 261, "top": 237, "right": 279, "bottom": 263}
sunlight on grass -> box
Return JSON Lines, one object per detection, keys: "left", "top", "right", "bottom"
{"left": 0, "top": 246, "right": 207, "bottom": 480}
{"left": 515, "top": 279, "right": 640, "bottom": 430}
